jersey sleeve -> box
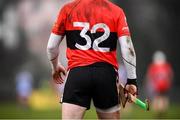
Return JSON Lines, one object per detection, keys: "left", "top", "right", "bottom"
{"left": 52, "top": 6, "right": 67, "bottom": 36}
{"left": 117, "top": 9, "right": 131, "bottom": 37}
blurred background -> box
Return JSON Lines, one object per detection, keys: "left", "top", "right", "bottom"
{"left": 0, "top": 0, "right": 179, "bottom": 119}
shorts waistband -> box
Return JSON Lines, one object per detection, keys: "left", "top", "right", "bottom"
{"left": 89, "top": 62, "right": 113, "bottom": 68}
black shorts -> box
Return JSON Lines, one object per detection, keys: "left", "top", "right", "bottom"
{"left": 62, "top": 62, "right": 119, "bottom": 110}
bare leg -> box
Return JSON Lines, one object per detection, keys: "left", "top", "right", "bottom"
{"left": 96, "top": 111, "right": 120, "bottom": 119}
{"left": 62, "top": 103, "right": 86, "bottom": 119}
{"left": 96, "top": 105, "right": 120, "bottom": 119}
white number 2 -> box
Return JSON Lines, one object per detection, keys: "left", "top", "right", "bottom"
{"left": 73, "top": 22, "right": 110, "bottom": 52}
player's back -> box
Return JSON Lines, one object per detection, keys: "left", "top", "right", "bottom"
{"left": 65, "top": 0, "right": 121, "bottom": 32}
{"left": 56, "top": 0, "right": 129, "bottom": 70}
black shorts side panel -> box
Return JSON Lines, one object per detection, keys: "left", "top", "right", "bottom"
{"left": 62, "top": 67, "right": 92, "bottom": 109}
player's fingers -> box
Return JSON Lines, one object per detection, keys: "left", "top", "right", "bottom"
{"left": 128, "top": 99, "right": 133, "bottom": 103}
{"left": 124, "top": 90, "right": 132, "bottom": 103}
{"left": 52, "top": 71, "right": 64, "bottom": 84}
{"left": 57, "top": 78, "right": 64, "bottom": 84}
{"left": 54, "top": 78, "right": 60, "bottom": 84}
{"left": 55, "top": 78, "right": 62, "bottom": 84}
{"left": 55, "top": 77, "right": 60, "bottom": 84}
{"left": 133, "top": 94, "right": 137, "bottom": 98}
{"left": 127, "top": 93, "right": 133, "bottom": 103}
{"left": 126, "top": 86, "right": 137, "bottom": 97}
{"left": 129, "top": 89, "right": 136, "bottom": 95}
{"left": 57, "top": 74, "right": 64, "bottom": 84}
{"left": 53, "top": 74, "right": 62, "bottom": 84}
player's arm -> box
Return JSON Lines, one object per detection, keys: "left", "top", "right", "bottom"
{"left": 117, "top": 8, "right": 138, "bottom": 97}
{"left": 119, "top": 36, "right": 137, "bottom": 93}
{"left": 47, "top": 6, "right": 67, "bottom": 84}
{"left": 47, "top": 33, "right": 66, "bottom": 84}
{"left": 47, "top": 33, "right": 63, "bottom": 70}
{"left": 118, "top": 37, "right": 150, "bottom": 110}
{"left": 119, "top": 36, "right": 138, "bottom": 103}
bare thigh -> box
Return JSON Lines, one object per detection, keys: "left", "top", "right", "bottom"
{"left": 62, "top": 103, "right": 86, "bottom": 119}
{"left": 96, "top": 110, "right": 120, "bottom": 119}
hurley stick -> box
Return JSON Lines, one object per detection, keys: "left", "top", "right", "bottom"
{"left": 119, "top": 83, "right": 150, "bottom": 111}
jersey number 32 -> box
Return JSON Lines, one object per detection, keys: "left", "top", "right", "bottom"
{"left": 73, "top": 22, "right": 110, "bottom": 52}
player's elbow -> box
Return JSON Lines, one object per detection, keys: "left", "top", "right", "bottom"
{"left": 46, "top": 33, "right": 62, "bottom": 60}
{"left": 47, "top": 45, "right": 59, "bottom": 61}
{"left": 47, "top": 45, "right": 55, "bottom": 53}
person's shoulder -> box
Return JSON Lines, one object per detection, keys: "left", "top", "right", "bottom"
{"left": 106, "top": 0, "right": 124, "bottom": 12}
{"left": 60, "top": 0, "right": 79, "bottom": 11}
{"left": 105, "top": 0, "right": 125, "bottom": 18}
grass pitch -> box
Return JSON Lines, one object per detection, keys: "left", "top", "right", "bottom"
{"left": 0, "top": 102, "right": 180, "bottom": 119}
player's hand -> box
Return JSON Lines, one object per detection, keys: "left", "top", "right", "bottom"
{"left": 125, "top": 84, "right": 137, "bottom": 103}
{"left": 52, "top": 63, "right": 66, "bottom": 84}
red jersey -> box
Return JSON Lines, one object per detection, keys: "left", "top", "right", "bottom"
{"left": 52, "top": 0, "right": 130, "bottom": 70}
{"left": 147, "top": 63, "right": 173, "bottom": 92}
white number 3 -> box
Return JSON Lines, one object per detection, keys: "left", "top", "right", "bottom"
{"left": 73, "top": 22, "right": 110, "bottom": 52}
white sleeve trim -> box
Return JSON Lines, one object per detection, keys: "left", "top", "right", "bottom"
{"left": 118, "top": 36, "right": 137, "bottom": 79}
{"left": 47, "top": 33, "right": 63, "bottom": 61}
